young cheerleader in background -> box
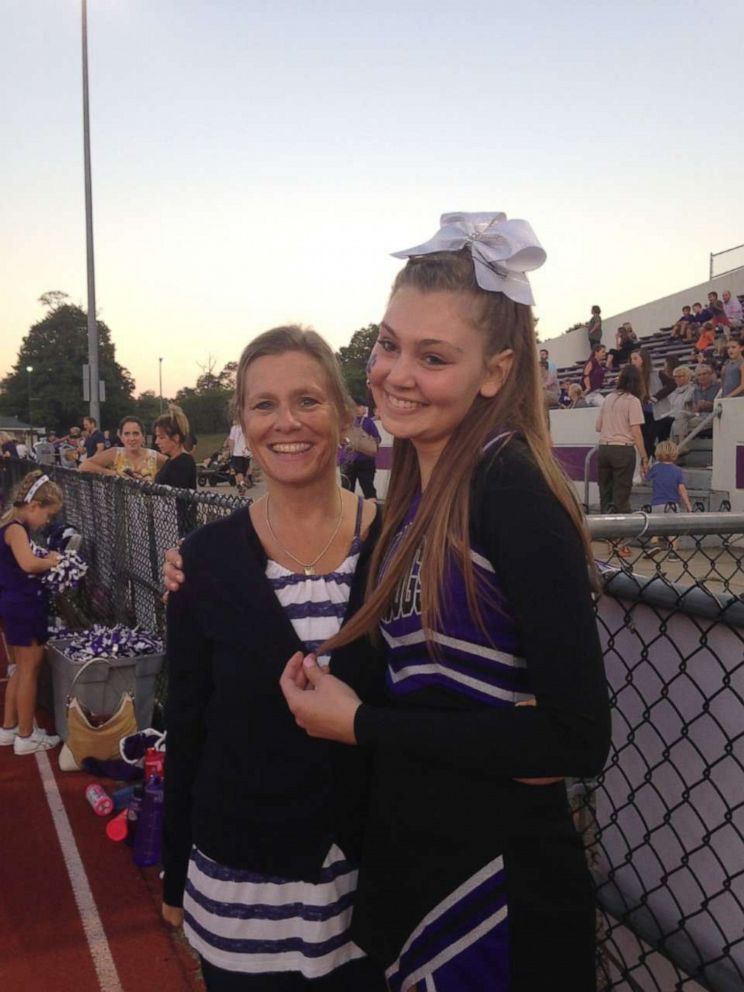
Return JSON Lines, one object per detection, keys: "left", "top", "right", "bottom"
{"left": 0, "top": 471, "right": 63, "bottom": 755}
{"left": 281, "top": 212, "right": 611, "bottom": 991}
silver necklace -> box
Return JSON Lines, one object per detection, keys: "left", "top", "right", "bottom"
{"left": 265, "top": 490, "right": 344, "bottom": 575}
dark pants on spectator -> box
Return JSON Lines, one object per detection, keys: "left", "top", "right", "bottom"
{"left": 199, "top": 955, "right": 385, "bottom": 991}
{"left": 641, "top": 410, "right": 656, "bottom": 459}
{"left": 655, "top": 416, "right": 673, "bottom": 445}
{"left": 598, "top": 444, "right": 636, "bottom": 513}
{"left": 341, "top": 457, "right": 377, "bottom": 499}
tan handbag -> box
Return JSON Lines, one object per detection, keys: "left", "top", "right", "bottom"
{"left": 59, "top": 658, "right": 138, "bottom": 772}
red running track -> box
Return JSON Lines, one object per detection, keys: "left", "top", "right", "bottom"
{"left": 0, "top": 654, "right": 203, "bottom": 992}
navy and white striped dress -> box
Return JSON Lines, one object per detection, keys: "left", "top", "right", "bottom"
{"left": 183, "top": 499, "right": 368, "bottom": 977}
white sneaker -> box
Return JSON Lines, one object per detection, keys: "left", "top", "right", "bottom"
{"left": 14, "top": 728, "right": 61, "bottom": 755}
{"left": 0, "top": 725, "right": 18, "bottom": 746}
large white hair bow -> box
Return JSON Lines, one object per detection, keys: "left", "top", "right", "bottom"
{"left": 391, "top": 211, "right": 546, "bottom": 306}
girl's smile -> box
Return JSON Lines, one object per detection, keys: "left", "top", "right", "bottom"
{"left": 369, "top": 288, "right": 508, "bottom": 470}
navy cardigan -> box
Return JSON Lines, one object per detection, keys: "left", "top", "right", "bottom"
{"left": 162, "top": 505, "right": 383, "bottom": 907}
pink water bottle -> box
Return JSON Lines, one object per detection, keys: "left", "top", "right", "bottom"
{"left": 85, "top": 783, "right": 113, "bottom": 816}
{"left": 106, "top": 808, "right": 129, "bottom": 842}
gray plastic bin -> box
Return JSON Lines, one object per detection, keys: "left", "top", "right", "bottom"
{"left": 47, "top": 638, "right": 163, "bottom": 742}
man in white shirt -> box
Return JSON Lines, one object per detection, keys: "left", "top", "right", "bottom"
{"left": 722, "top": 289, "right": 743, "bottom": 331}
{"left": 228, "top": 422, "right": 253, "bottom": 495}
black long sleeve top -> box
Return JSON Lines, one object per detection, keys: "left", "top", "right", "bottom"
{"left": 162, "top": 505, "right": 382, "bottom": 907}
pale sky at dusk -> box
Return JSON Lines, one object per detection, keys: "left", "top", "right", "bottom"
{"left": 2, "top": 0, "right": 743, "bottom": 398}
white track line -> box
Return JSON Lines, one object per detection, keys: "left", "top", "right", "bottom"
{"left": 35, "top": 750, "right": 124, "bottom": 992}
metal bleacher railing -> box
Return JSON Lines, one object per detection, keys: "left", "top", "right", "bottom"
{"left": 710, "top": 245, "right": 744, "bottom": 280}
{"left": 1, "top": 458, "right": 742, "bottom": 991}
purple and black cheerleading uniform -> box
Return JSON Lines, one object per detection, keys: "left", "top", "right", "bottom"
{"left": 0, "top": 520, "right": 49, "bottom": 646}
{"left": 351, "top": 436, "right": 611, "bottom": 991}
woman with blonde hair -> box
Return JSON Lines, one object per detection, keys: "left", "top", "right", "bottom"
{"left": 161, "top": 327, "right": 385, "bottom": 990}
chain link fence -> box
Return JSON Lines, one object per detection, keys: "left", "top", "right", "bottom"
{"left": 0, "top": 457, "right": 245, "bottom": 639}
{"left": 584, "top": 512, "right": 744, "bottom": 992}
{"left": 1, "top": 459, "right": 742, "bottom": 990}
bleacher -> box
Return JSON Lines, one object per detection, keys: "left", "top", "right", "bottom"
{"left": 554, "top": 293, "right": 744, "bottom": 512}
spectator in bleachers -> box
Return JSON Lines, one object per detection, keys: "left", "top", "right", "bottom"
{"left": 595, "top": 365, "right": 648, "bottom": 520}
{"left": 582, "top": 343, "right": 607, "bottom": 406}
{"left": 720, "top": 338, "right": 744, "bottom": 398}
{"left": 722, "top": 289, "right": 743, "bottom": 331}
{"left": 606, "top": 323, "right": 638, "bottom": 370}
{"left": 690, "top": 302, "right": 708, "bottom": 327}
{"left": 540, "top": 358, "right": 561, "bottom": 409}
{"left": 653, "top": 365, "right": 694, "bottom": 443}
{"left": 709, "top": 336, "right": 729, "bottom": 375}
{"left": 630, "top": 347, "right": 663, "bottom": 458}
{"left": 539, "top": 348, "right": 557, "bottom": 375}
{"left": 693, "top": 321, "right": 717, "bottom": 355}
{"left": 669, "top": 305, "right": 696, "bottom": 340}
{"left": 558, "top": 380, "right": 571, "bottom": 407}
{"left": 567, "top": 383, "right": 588, "bottom": 408}
{"left": 707, "top": 291, "right": 729, "bottom": 332}
{"left": 671, "top": 364, "right": 719, "bottom": 443}
{"left": 585, "top": 304, "right": 602, "bottom": 350}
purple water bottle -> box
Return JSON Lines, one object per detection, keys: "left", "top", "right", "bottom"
{"left": 133, "top": 775, "right": 164, "bottom": 867}
{"left": 126, "top": 783, "right": 145, "bottom": 848}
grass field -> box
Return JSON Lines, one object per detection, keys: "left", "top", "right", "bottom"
{"left": 193, "top": 432, "right": 230, "bottom": 463}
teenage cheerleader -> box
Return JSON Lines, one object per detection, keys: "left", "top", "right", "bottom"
{"left": 280, "top": 212, "right": 611, "bottom": 992}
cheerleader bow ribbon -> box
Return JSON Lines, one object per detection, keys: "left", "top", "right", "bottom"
{"left": 391, "top": 211, "right": 546, "bottom": 306}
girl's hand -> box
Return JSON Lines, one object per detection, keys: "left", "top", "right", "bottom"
{"left": 161, "top": 903, "right": 183, "bottom": 927}
{"left": 279, "top": 654, "right": 361, "bottom": 744}
{"left": 163, "top": 546, "right": 184, "bottom": 593}
{"left": 46, "top": 551, "right": 62, "bottom": 568}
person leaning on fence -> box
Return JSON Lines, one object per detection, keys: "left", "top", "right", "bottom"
{"left": 79, "top": 416, "right": 164, "bottom": 481}
{"left": 153, "top": 405, "right": 197, "bottom": 489}
{"left": 160, "top": 327, "right": 385, "bottom": 991}
{"left": 670, "top": 364, "right": 719, "bottom": 443}
{"left": 595, "top": 364, "right": 648, "bottom": 518}
{"left": 0, "top": 471, "right": 63, "bottom": 756}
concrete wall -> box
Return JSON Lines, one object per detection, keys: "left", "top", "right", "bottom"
{"left": 542, "top": 267, "right": 744, "bottom": 371}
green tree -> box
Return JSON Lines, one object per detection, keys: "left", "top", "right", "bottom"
{"left": 0, "top": 303, "right": 135, "bottom": 432}
{"left": 174, "top": 359, "right": 236, "bottom": 434}
{"left": 336, "top": 324, "right": 379, "bottom": 399}
{"left": 132, "top": 390, "right": 165, "bottom": 428}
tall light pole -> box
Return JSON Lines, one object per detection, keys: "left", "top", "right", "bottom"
{"left": 26, "top": 366, "right": 33, "bottom": 424}
{"left": 159, "top": 357, "right": 164, "bottom": 412}
{"left": 82, "top": 0, "right": 100, "bottom": 424}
